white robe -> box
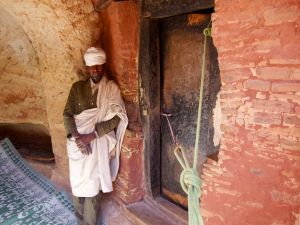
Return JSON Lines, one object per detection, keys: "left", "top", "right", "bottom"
{"left": 67, "top": 77, "right": 128, "bottom": 197}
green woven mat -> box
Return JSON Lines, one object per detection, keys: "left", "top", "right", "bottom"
{"left": 0, "top": 138, "right": 77, "bottom": 225}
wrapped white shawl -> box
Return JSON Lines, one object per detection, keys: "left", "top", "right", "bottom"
{"left": 67, "top": 77, "right": 128, "bottom": 197}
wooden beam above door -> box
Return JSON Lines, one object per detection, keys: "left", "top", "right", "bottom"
{"left": 142, "top": 0, "right": 215, "bottom": 18}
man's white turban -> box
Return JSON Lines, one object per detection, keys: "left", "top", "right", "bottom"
{"left": 84, "top": 47, "right": 106, "bottom": 66}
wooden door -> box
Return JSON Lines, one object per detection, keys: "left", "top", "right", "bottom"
{"left": 160, "top": 12, "right": 213, "bottom": 208}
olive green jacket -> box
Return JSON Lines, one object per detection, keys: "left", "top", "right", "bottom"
{"left": 63, "top": 78, "right": 120, "bottom": 138}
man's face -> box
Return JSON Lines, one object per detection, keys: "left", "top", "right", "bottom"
{"left": 87, "top": 65, "right": 104, "bottom": 83}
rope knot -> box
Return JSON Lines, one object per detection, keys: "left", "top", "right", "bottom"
{"left": 180, "top": 168, "right": 202, "bottom": 197}
{"left": 203, "top": 27, "right": 211, "bottom": 37}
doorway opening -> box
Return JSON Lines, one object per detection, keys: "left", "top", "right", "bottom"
{"left": 160, "top": 9, "right": 220, "bottom": 208}
{"left": 139, "top": 7, "right": 221, "bottom": 209}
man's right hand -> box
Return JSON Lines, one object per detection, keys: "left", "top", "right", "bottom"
{"left": 79, "top": 145, "right": 92, "bottom": 155}
{"left": 72, "top": 131, "right": 94, "bottom": 155}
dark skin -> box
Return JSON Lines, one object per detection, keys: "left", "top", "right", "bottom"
{"left": 72, "top": 64, "right": 105, "bottom": 155}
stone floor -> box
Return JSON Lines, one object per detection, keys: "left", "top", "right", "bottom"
{"left": 100, "top": 194, "right": 133, "bottom": 225}
{"left": 25, "top": 155, "right": 188, "bottom": 225}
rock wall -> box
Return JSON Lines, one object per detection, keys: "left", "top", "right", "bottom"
{"left": 202, "top": 1, "right": 300, "bottom": 224}
{"left": 0, "top": 0, "right": 101, "bottom": 179}
{"left": 0, "top": 7, "right": 47, "bottom": 125}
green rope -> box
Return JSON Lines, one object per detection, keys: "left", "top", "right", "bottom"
{"left": 174, "top": 24, "right": 211, "bottom": 225}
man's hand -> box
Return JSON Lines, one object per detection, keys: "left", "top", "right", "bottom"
{"left": 76, "top": 133, "right": 96, "bottom": 145}
{"left": 74, "top": 132, "right": 96, "bottom": 155}
{"left": 79, "top": 145, "right": 92, "bottom": 155}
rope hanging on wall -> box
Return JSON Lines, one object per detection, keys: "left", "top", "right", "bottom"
{"left": 163, "top": 22, "right": 211, "bottom": 225}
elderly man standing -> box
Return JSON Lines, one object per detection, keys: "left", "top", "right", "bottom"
{"left": 63, "top": 47, "right": 128, "bottom": 225}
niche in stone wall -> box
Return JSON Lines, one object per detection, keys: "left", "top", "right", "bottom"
{"left": 0, "top": 123, "right": 53, "bottom": 161}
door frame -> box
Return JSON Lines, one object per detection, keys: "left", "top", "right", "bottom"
{"left": 138, "top": 18, "right": 161, "bottom": 197}
{"left": 138, "top": 1, "right": 217, "bottom": 199}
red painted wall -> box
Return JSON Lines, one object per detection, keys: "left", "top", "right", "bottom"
{"left": 101, "top": 1, "right": 145, "bottom": 203}
{"left": 202, "top": 0, "right": 300, "bottom": 224}
{"left": 98, "top": 1, "right": 300, "bottom": 223}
